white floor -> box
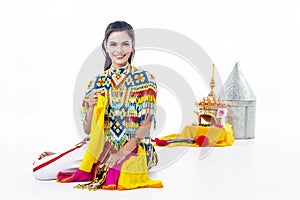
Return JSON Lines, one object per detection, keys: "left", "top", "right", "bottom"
{"left": 2, "top": 123, "right": 298, "bottom": 200}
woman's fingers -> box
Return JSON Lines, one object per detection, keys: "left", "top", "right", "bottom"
{"left": 88, "top": 91, "right": 99, "bottom": 107}
{"left": 88, "top": 90, "right": 105, "bottom": 107}
{"left": 38, "top": 151, "right": 55, "bottom": 160}
{"left": 106, "top": 156, "right": 116, "bottom": 168}
{"left": 105, "top": 150, "right": 128, "bottom": 167}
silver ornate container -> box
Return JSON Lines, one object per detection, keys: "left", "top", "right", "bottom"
{"left": 219, "top": 62, "right": 256, "bottom": 139}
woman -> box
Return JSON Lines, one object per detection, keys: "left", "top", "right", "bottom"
{"left": 33, "top": 21, "right": 162, "bottom": 190}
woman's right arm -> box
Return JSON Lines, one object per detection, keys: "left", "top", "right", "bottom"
{"left": 83, "top": 107, "right": 93, "bottom": 134}
{"left": 83, "top": 91, "right": 99, "bottom": 134}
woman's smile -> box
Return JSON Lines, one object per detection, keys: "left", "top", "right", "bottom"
{"left": 114, "top": 54, "right": 126, "bottom": 60}
{"left": 105, "top": 31, "right": 134, "bottom": 69}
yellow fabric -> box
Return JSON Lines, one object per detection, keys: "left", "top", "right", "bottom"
{"left": 117, "top": 145, "right": 163, "bottom": 190}
{"left": 79, "top": 151, "right": 97, "bottom": 172}
{"left": 79, "top": 94, "right": 106, "bottom": 172}
{"left": 160, "top": 123, "right": 234, "bottom": 147}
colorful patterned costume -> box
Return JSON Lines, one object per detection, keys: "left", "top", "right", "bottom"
{"left": 57, "top": 64, "right": 163, "bottom": 190}
{"left": 82, "top": 64, "right": 157, "bottom": 149}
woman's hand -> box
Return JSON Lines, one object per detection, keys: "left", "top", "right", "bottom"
{"left": 87, "top": 91, "right": 100, "bottom": 108}
{"left": 83, "top": 90, "right": 104, "bottom": 134}
{"left": 105, "top": 150, "right": 129, "bottom": 168}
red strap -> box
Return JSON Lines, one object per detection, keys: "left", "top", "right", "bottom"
{"left": 33, "top": 142, "right": 85, "bottom": 172}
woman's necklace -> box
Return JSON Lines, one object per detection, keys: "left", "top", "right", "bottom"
{"left": 109, "top": 66, "right": 130, "bottom": 117}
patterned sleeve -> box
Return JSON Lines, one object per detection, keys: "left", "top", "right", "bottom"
{"left": 80, "top": 78, "right": 96, "bottom": 121}
{"left": 137, "top": 71, "right": 157, "bottom": 131}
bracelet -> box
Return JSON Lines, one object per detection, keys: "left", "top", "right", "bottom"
{"left": 132, "top": 134, "right": 142, "bottom": 144}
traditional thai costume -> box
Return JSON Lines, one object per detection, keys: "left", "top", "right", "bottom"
{"left": 33, "top": 64, "right": 162, "bottom": 190}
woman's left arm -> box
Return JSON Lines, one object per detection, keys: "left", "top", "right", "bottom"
{"left": 122, "top": 112, "right": 152, "bottom": 152}
{"left": 105, "top": 110, "right": 152, "bottom": 168}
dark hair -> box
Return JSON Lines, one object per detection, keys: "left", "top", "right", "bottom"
{"left": 102, "top": 21, "right": 135, "bottom": 71}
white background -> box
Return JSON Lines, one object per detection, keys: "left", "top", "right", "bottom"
{"left": 0, "top": 0, "right": 299, "bottom": 199}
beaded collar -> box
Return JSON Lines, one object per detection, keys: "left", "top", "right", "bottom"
{"left": 109, "top": 63, "right": 130, "bottom": 89}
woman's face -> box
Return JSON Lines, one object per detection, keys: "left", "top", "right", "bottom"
{"left": 105, "top": 31, "right": 134, "bottom": 69}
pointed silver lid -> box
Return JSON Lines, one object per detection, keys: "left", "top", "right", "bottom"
{"left": 219, "top": 62, "right": 256, "bottom": 100}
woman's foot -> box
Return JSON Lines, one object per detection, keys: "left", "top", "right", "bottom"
{"left": 38, "top": 151, "right": 55, "bottom": 160}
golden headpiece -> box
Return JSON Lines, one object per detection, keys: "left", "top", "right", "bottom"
{"left": 194, "top": 64, "right": 227, "bottom": 127}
